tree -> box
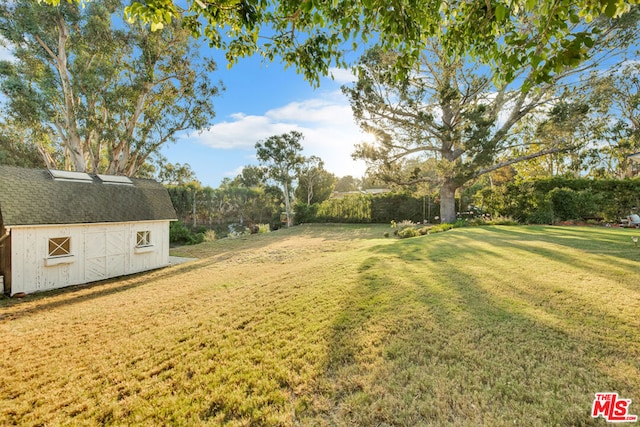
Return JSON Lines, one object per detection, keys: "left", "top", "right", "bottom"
{"left": 114, "top": 0, "right": 639, "bottom": 90}
{"left": 156, "top": 161, "right": 198, "bottom": 186}
{"left": 344, "top": 10, "right": 637, "bottom": 223}
{"left": 235, "top": 165, "right": 267, "bottom": 188}
{"left": 585, "top": 61, "right": 640, "bottom": 177}
{"left": 219, "top": 168, "right": 281, "bottom": 226}
{"left": 295, "top": 156, "right": 336, "bottom": 204}
{"left": 255, "top": 131, "right": 306, "bottom": 227}
{"left": 334, "top": 175, "right": 361, "bottom": 192}
{"left": 510, "top": 99, "right": 594, "bottom": 179}
{"left": 0, "top": 123, "right": 47, "bottom": 168}
{"left": 0, "top": 0, "right": 221, "bottom": 176}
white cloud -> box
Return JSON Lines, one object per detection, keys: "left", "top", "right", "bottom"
{"left": 189, "top": 114, "right": 300, "bottom": 149}
{"left": 223, "top": 165, "right": 246, "bottom": 178}
{"left": 266, "top": 95, "right": 355, "bottom": 126}
{"left": 326, "top": 67, "right": 356, "bottom": 84}
{"left": 187, "top": 92, "right": 369, "bottom": 178}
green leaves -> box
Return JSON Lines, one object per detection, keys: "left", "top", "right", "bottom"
{"left": 32, "top": 0, "right": 640, "bottom": 95}
{"left": 495, "top": 4, "right": 508, "bottom": 21}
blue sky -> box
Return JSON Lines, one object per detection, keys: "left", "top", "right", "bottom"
{"left": 163, "top": 46, "right": 370, "bottom": 188}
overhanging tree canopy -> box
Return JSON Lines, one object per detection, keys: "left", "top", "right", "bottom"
{"left": 35, "top": 0, "right": 640, "bottom": 87}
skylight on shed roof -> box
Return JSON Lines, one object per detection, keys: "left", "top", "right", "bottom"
{"left": 48, "top": 169, "right": 94, "bottom": 183}
{"left": 96, "top": 174, "right": 133, "bottom": 185}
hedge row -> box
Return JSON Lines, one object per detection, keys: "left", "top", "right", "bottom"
{"left": 295, "top": 193, "right": 439, "bottom": 224}
{"left": 485, "top": 177, "right": 640, "bottom": 223}
{"left": 296, "top": 177, "right": 640, "bottom": 225}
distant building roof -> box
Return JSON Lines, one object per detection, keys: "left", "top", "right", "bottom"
{"left": 0, "top": 166, "right": 177, "bottom": 227}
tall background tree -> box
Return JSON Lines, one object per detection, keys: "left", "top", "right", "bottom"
{"left": 256, "top": 131, "right": 306, "bottom": 227}
{"left": 334, "top": 175, "right": 362, "bottom": 192}
{"left": 344, "top": 9, "right": 639, "bottom": 223}
{"left": 295, "top": 156, "right": 336, "bottom": 205}
{"left": 156, "top": 161, "right": 198, "bottom": 186}
{"left": 0, "top": 122, "right": 47, "bottom": 168}
{"left": 0, "top": 0, "right": 221, "bottom": 176}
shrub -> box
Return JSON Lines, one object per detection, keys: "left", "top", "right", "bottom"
{"left": 203, "top": 230, "right": 216, "bottom": 242}
{"left": 293, "top": 202, "right": 318, "bottom": 224}
{"left": 418, "top": 227, "right": 430, "bottom": 235}
{"left": 228, "top": 223, "right": 250, "bottom": 238}
{"left": 454, "top": 219, "right": 467, "bottom": 228}
{"left": 527, "top": 203, "right": 554, "bottom": 224}
{"left": 574, "top": 189, "right": 600, "bottom": 219}
{"left": 397, "top": 227, "right": 420, "bottom": 239}
{"left": 548, "top": 187, "right": 578, "bottom": 221}
{"left": 257, "top": 224, "right": 271, "bottom": 233}
{"left": 430, "top": 223, "right": 454, "bottom": 233}
{"left": 169, "top": 222, "right": 209, "bottom": 245}
{"left": 391, "top": 219, "right": 419, "bottom": 229}
{"left": 170, "top": 221, "right": 198, "bottom": 245}
{"left": 489, "top": 216, "right": 519, "bottom": 226}
{"left": 467, "top": 218, "right": 487, "bottom": 226}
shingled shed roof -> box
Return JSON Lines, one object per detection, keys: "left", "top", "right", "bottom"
{"left": 0, "top": 166, "right": 177, "bottom": 226}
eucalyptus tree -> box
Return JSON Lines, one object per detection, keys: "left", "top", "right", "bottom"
{"left": 334, "top": 175, "right": 361, "bottom": 192}
{"left": 344, "top": 9, "right": 638, "bottom": 223}
{"left": 156, "top": 161, "right": 198, "bottom": 185}
{"left": 295, "top": 156, "right": 336, "bottom": 205}
{"left": 219, "top": 167, "right": 281, "bottom": 226}
{"left": 0, "top": 123, "right": 46, "bottom": 168}
{"left": 0, "top": 0, "right": 221, "bottom": 175}
{"left": 255, "top": 131, "right": 306, "bottom": 227}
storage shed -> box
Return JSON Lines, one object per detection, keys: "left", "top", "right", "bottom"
{"left": 0, "top": 165, "right": 177, "bottom": 296}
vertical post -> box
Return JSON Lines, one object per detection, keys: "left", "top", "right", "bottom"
{"left": 192, "top": 188, "right": 197, "bottom": 229}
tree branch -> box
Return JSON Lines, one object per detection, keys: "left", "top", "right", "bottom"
{"left": 473, "top": 146, "right": 568, "bottom": 178}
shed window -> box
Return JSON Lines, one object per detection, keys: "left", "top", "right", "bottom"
{"left": 48, "top": 237, "right": 70, "bottom": 257}
{"left": 136, "top": 231, "right": 151, "bottom": 247}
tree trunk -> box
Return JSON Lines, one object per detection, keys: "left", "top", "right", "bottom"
{"left": 307, "top": 182, "right": 313, "bottom": 205}
{"left": 439, "top": 181, "right": 458, "bottom": 223}
{"left": 283, "top": 181, "right": 293, "bottom": 227}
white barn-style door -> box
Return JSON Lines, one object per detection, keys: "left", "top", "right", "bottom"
{"left": 84, "top": 227, "right": 127, "bottom": 282}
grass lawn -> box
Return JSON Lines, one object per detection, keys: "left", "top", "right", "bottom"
{"left": 1, "top": 224, "right": 639, "bottom": 426}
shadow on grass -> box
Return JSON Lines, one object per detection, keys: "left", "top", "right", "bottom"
{"left": 0, "top": 259, "right": 208, "bottom": 320}
{"left": 169, "top": 223, "right": 389, "bottom": 260}
{"left": 313, "top": 227, "right": 639, "bottom": 426}
{"left": 0, "top": 224, "right": 388, "bottom": 320}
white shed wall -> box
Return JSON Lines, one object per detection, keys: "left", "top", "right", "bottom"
{"left": 10, "top": 221, "right": 170, "bottom": 295}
